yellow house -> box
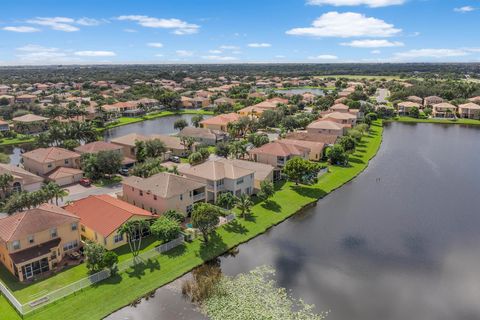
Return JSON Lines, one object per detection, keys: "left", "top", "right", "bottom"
{"left": 0, "top": 204, "right": 81, "bottom": 282}
{"left": 64, "top": 195, "right": 157, "bottom": 250}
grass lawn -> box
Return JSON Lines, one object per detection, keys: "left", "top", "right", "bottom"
{"left": 92, "top": 176, "right": 123, "bottom": 187}
{"left": 0, "top": 136, "right": 35, "bottom": 146}
{"left": 2, "top": 121, "right": 383, "bottom": 320}
{"left": 392, "top": 116, "right": 480, "bottom": 126}
{"left": 320, "top": 74, "right": 412, "bottom": 81}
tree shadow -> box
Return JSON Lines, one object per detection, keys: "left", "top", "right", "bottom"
{"left": 348, "top": 157, "right": 365, "bottom": 164}
{"left": 243, "top": 213, "right": 256, "bottom": 223}
{"left": 125, "top": 258, "right": 160, "bottom": 279}
{"left": 261, "top": 199, "right": 281, "bottom": 212}
{"left": 92, "top": 273, "right": 122, "bottom": 287}
{"left": 198, "top": 232, "right": 228, "bottom": 261}
{"left": 223, "top": 220, "right": 248, "bottom": 234}
{"left": 163, "top": 244, "right": 187, "bottom": 258}
{"left": 290, "top": 185, "right": 327, "bottom": 200}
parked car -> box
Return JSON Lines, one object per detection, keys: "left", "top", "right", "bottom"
{"left": 79, "top": 178, "right": 92, "bottom": 187}
{"left": 119, "top": 168, "right": 129, "bottom": 176}
{"left": 171, "top": 156, "right": 180, "bottom": 163}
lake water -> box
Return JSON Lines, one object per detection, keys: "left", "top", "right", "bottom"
{"left": 107, "top": 122, "right": 480, "bottom": 320}
{"left": 275, "top": 88, "right": 325, "bottom": 95}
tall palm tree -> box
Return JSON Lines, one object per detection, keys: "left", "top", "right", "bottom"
{"left": 119, "top": 219, "right": 150, "bottom": 264}
{"left": 42, "top": 182, "right": 69, "bottom": 206}
{"left": 235, "top": 193, "right": 253, "bottom": 219}
{"left": 0, "top": 173, "right": 14, "bottom": 198}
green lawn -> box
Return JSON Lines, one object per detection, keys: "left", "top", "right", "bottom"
{"left": 2, "top": 121, "right": 383, "bottom": 320}
{"left": 0, "top": 136, "right": 35, "bottom": 146}
{"left": 392, "top": 116, "right": 480, "bottom": 126}
{"left": 92, "top": 176, "right": 123, "bottom": 187}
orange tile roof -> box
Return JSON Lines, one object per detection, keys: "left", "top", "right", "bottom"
{"left": 23, "top": 147, "right": 80, "bottom": 163}
{"left": 200, "top": 112, "right": 240, "bottom": 126}
{"left": 64, "top": 195, "right": 156, "bottom": 237}
{"left": 249, "top": 141, "right": 309, "bottom": 157}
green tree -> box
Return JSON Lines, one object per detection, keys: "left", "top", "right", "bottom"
{"left": 191, "top": 114, "right": 204, "bottom": 128}
{"left": 191, "top": 203, "right": 221, "bottom": 243}
{"left": 84, "top": 241, "right": 107, "bottom": 273}
{"left": 174, "top": 118, "right": 188, "bottom": 131}
{"left": 164, "top": 209, "right": 185, "bottom": 222}
{"left": 283, "top": 158, "right": 323, "bottom": 185}
{"left": 135, "top": 140, "right": 147, "bottom": 162}
{"left": 215, "top": 142, "right": 230, "bottom": 158}
{"left": 410, "top": 106, "right": 420, "bottom": 119}
{"left": 119, "top": 219, "right": 150, "bottom": 264}
{"left": 145, "top": 138, "right": 166, "bottom": 158}
{"left": 189, "top": 151, "right": 204, "bottom": 165}
{"left": 235, "top": 193, "right": 253, "bottom": 219}
{"left": 217, "top": 192, "right": 237, "bottom": 210}
{"left": 338, "top": 135, "right": 356, "bottom": 153}
{"left": 102, "top": 251, "right": 119, "bottom": 275}
{"left": 150, "top": 216, "right": 181, "bottom": 243}
{"left": 180, "top": 136, "right": 196, "bottom": 153}
{"left": 326, "top": 144, "right": 349, "bottom": 166}
{"left": 0, "top": 173, "right": 14, "bottom": 198}
{"left": 258, "top": 181, "right": 275, "bottom": 202}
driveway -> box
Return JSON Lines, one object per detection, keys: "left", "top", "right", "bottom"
{"left": 376, "top": 88, "right": 390, "bottom": 104}
{"left": 60, "top": 183, "right": 122, "bottom": 205}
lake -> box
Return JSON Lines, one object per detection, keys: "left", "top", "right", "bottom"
{"left": 107, "top": 122, "right": 480, "bottom": 320}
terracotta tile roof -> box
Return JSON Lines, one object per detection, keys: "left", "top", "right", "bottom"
{"left": 200, "top": 113, "right": 240, "bottom": 126}
{"left": 398, "top": 101, "right": 421, "bottom": 108}
{"left": 279, "top": 139, "right": 326, "bottom": 151}
{"left": 0, "top": 204, "right": 79, "bottom": 242}
{"left": 150, "top": 134, "right": 185, "bottom": 151}
{"left": 74, "top": 141, "right": 123, "bottom": 154}
{"left": 249, "top": 141, "right": 309, "bottom": 157}
{"left": 64, "top": 195, "right": 155, "bottom": 237}
{"left": 330, "top": 103, "right": 349, "bottom": 111}
{"left": 12, "top": 114, "right": 49, "bottom": 123}
{"left": 307, "top": 120, "right": 344, "bottom": 130}
{"left": 458, "top": 102, "right": 480, "bottom": 110}
{"left": 46, "top": 167, "right": 83, "bottom": 180}
{"left": 0, "top": 163, "right": 43, "bottom": 185}
{"left": 110, "top": 133, "right": 149, "bottom": 146}
{"left": 218, "top": 158, "right": 274, "bottom": 182}
{"left": 179, "top": 159, "right": 253, "bottom": 180}
{"left": 323, "top": 112, "right": 357, "bottom": 120}
{"left": 23, "top": 147, "right": 80, "bottom": 163}
{"left": 433, "top": 102, "right": 458, "bottom": 110}
{"left": 123, "top": 172, "right": 205, "bottom": 198}
{"left": 285, "top": 131, "right": 338, "bottom": 145}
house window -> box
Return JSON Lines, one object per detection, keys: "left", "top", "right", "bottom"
{"left": 12, "top": 182, "right": 21, "bottom": 193}
{"left": 50, "top": 228, "right": 57, "bottom": 239}
{"left": 64, "top": 159, "right": 69, "bottom": 165}
{"left": 189, "top": 191, "right": 192, "bottom": 197}
{"left": 236, "top": 178, "right": 244, "bottom": 185}
{"left": 139, "top": 190, "right": 143, "bottom": 196}
{"left": 217, "top": 179, "right": 224, "bottom": 187}
{"left": 12, "top": 240, "right": 20, "bottom": 250}
{"left": 27, "top": 235, "right": 34, "bottom": 244}
{"left": 71, "top": 222, "right": 78, "bottom": 231}
{"left": 186, "top": 205, "right": 193, "bottom": 216}
{"left": 153, "top": 195, "right": 157, "bottom": 200}
{"left": 47, "top": 164, "right": 52, "bottom": 168}
{"left": 63, "top": 240, "right": 78, "bottom": 251}
{"left": 114, "top": 233, "right": 123, "bottom": 243}
{"left": 180, "top": 194, "right": 183, "bottom": 201}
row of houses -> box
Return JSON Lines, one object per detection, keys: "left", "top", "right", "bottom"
{"left": 397, "top": 100, "right": 480, "bottom": 119}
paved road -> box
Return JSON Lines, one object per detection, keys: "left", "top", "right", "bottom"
{"left": 59, "top": 183, "right": 122, "bottom": 205}
{"left": 376, "top": 88, "right": 390, "bottom": 104}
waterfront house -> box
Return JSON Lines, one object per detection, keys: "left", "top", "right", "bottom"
{"left": 179, "top": 127, "right": 227, "bottom": 146}
{"left": 432, "top": 102, "right": 458, "bottom": 118}
{"left": 15, "top": 94, "right": 36, "bottom": 104}
{"left": 200, "top": 112, "right": 240, "bottom": 132}
{"left": 219, "top": 158, "right": 277, "bottom": 191}
{"left": 458, "top": 102, "right": 480, "bottom": 119}
{"left": 279, "top": 139, "right": 326, "bottom": 161}
{"left": 424, "top": 96, "right": 444, "bottom": 107}
{"left": 110, "top": 133, "right": 149, "bottom": 160}
{"left": 178, "top": 159, "right": 254, "bottom": 203}
{"left": 397, "top": 101, "right": 421, "bottom": 115}
{"left": 12, "top": 114, "right": 49, "bottom": 134}
{"left": 0, "top": 204, "right": 81, "bottom": 281}
{"left": 22, "top": 147, "right": 83, "bottom": 186}
{"left": 322, "top": 112, "right": 357, "bottom": 127}
{"left": 64, "top": 195, "right": 156, "bottom": 250}
{"left": 122, "top": 172, "right": 206, "bottom": 216}
{"left": 74, "top": 141, "right": 135, "bottom": 167}
{"left": 306, "top": 120, "right": 345, "bottom": 136}
{"left": 249, "top": 141, "right": 309, "bottom": 168}
{"left": 407, "top": 96, "right": 423, "bottom": 104}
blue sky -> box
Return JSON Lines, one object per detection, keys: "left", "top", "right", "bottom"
{"left": 0, "top": 0, "right": 479, "bottom": 65}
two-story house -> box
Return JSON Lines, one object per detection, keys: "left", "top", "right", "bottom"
{"left": 122, "top": 172, "right": 207, "bottom": 217}
{"left": 199, "top": 113, "right": 240, "bottom": 132}
{"left": 0, "top": 164, "right": 44, "bottom": 197}
{"left": 249, "top": 141, "right": 309, "bottom": 168}
{"left": 179, "top": 159, "right": 254, "bottom": 203}
{"left": 22, "top": 147, "right": 83, "bottom": 186}
{"left": 0, "top": 204, "right": 81, "bottom": 281}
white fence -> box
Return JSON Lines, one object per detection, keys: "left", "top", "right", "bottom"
{"left": 1, "top": 236, "right": 184, "bottom": 316}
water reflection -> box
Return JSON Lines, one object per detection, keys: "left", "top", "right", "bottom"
{"left": 108, "top": 122, "right": 480, "bottom": 320}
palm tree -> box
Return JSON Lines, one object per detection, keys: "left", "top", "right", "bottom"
{"left": 0, "top": 173, "right": 14, "bottom": 198}
{"left": 42, "top": 182, "right": 69, "bottom": 206}
{"left": 119, "top": 219, "right": 150, "bottom": 264}
{"left": 180, "top": 136, "right": 196, "bottom": 153}
{"left": 235, "top": 193, "right": 253, "bottom": 219}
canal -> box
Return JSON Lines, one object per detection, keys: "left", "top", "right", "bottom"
{"left": 107, "top": 122, "right": 480, "bottom": 320}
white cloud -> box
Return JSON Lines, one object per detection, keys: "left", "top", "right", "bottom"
{"left": 286, "top": 12, "right": 401, "bottom": 38}
{"left": 2, "top": 26, "right": 40, "bottom": 33}
{"left": 123, "top": 28, "right": 137, "bottom": 33}
{"left": 394, "top": 49, "right": 469, "bottom": 59}
{"left": 202, "top": 55, "right": 238, "bottom": 61}
{"left": 341, "top": 39, "right": 404, "bottom": 47}
{"left": 117, "top": 15, "right": 199, "bottom": 34}
{"left": 147, "top": 42, "right": 163, "bottom": 48}
{"left": 371, "top": 50, "right": 381, "bottom": 54}
{"left": 454, "top": 6, "right": 476, "bottom": 13}
{"left": 307, "top": 0, "right": 405, "bottom": 7}
{"left": 209, "top": 49, "right": 223, "bottom": 54}
{"left": 26, "top": 16, "right": 102, "bottom": 32}
{"left": 220, "top": 45, "right": 240, "bottom": 50}
{"left": 176, "top": 50, "right": 194, "bottom": 57}
{"left": 75, "top": 17, "right": 103, "bottom": 26}
{"left": 308, "top": 54, "right": 339, "bottom": 60}
{"left": 74, "top": 50, "right": 116, "bottom": 57}
{"left": 248, "top": 43, "right": 271, "bottom": 48}
{"left": 15, "top": 45, "right": 71, "bottom": 64}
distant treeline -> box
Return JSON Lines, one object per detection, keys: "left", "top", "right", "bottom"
{"left": 1, "top": 63, "right": 480, "bottom": 84}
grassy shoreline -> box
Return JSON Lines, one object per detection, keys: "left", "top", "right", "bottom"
{"left": 1, "top": 121, "right": 383, "bottom": 320}
{"left": 389, "top": 116, "right": 480, "bottom": 126}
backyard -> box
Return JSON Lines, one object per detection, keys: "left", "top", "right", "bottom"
{"left": 0, "top": 121, "right": 383, "bottom": 320}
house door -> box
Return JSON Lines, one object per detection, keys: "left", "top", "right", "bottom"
{"left": 24, "top": 265, "right": 33, "bottom": 279}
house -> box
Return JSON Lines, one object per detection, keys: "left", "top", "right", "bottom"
{"left": 0, "top": 164, "right": 44, "bottom": 196}
{"left": 407, "top": 96, "right": 423, "bottom": 104}
{"left": 458, "top": 102, "right": 480, "bottom": 119}
{"left": 64, "top": 195, "right": 157, "bottom": 250}
{"left": 0, "top": 85, "right": 10, "bottom": 94}
{"left": 306, "top": 120, "right": 345, "bottom": 136}
{"left": 12, "top": 114, "right": 49, "bottom": 134}
{"left": 74, "top": 141, "right": 135, "bottom": 167}
{"left": 15, "top": 94, "right": 36, "bottom": 104}
{"left": 179, "top": 127, "right": 227, "bottom": 146}
{"left": 179, "top": 159, "right": 254, "bottom": 202}
{"left": 424, "top": 96, "right": 444, "bottom": 107}
{"left": 279, "top": 139, "right": 326, "bottom": 161}
{"left": 0, "top": 120, "right": 9, "bottom": 132}
{"left": 192, "top": 97, "right": 210, "bottom": 108}
{"left": 0, "top": 95, "right": 15, "bottom": 105}
{"left": 151, "top": 134, "right": 193, "bottom": 157}
{"left": 249, "top": 141, "right": 309, "bottom": 168}
{"left": 468, "top": 96, "right": 480, "bottom": 104}
{"left": 329, "top": 103, "right": 349, "bottom": 113}
{"left": 200, "top": 112, "right": 240, "bottom": 131}
{"left": 214, "top": 97, "right": 235, "bottom": 106}
{"left": 0, "top": 204, "right": 81, "bottom": 281}
{"left": 122, "top": 172, "right": 206, "bottom": 216}
{"left": 110, "top": 133, "right": 149, "bottom": 160}
{"left": 22, "top": 147, "right": 83, "bottom": 186}
{"left": 219, "top": 158, "right": 276, "bottom": 191}
{"left": 397, "top": 101, "right": 421, "bottom": 115}
{"left": 181, "top": 96, "right": 194, "bottom": 108}
{"left": 432, "top": 102, "right": 458, "bottom": 118}
{"left": 322, "top": 112, "right": 357, "bottom": 127}
{"left": 285, "top": 131, "right": 338, "bottom": 145}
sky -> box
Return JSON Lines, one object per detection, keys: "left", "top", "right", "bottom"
{"left": 0, "top": 0, "right": 479, "bottom": 65}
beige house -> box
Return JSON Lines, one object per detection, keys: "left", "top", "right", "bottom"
{"left": 424, "top": 96, "right": 444, "bottom": 107}
{"left": 306, "top": 120, "right": 345, "bottom": 136}
{"left": 74, "top": 141, "right": 135, "bottom": 167}
{"left": 279, "top": 139, "right": 326, "bottom": 161}
{"left": 200, "top": 112, "right": 240, "bottom": 131}
{"left": 322, "top": 112, "right": 357, "bottom": 127}
{"left": 397, "top": 101, "right": 421, "bottom": 115}
{"left": 179, "top": 159, "right": 254, "bottom": 202}
{"left": 458, "top": 102, "right": 480, "bottom": 119}
{"left": 0, "top": 164, "right": 44, "bottom": 197}
{"left": 0, "top": 204, "right": 81, "bottom": 281}
{"left": 0, "top": 95, "right": 15, "bottom": 105}
{"left": 12, "top": 114, "right": 49, "bottom": 134}
{"left": 179, "top": 127, "right": 227, "bottom": 146}
{"left": 219, "top": 158, "right": 276, "bottom": 192}
{"left": 249, "top": 141, "right": 309, "bottom": 168}
{"left": 64, "top": 195, "right": 157, "bottom": 250}
{"left": 110, "top": 133, "right": 149, "bottom": 160}
{"left": 432, "top": 102, "right": 458, "bottom": 118}
{"left": 22, "top": 147, "right": 83, "bottom": 186}
{"left": 122, "top": 172, "right": 206, "bottom": 216}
